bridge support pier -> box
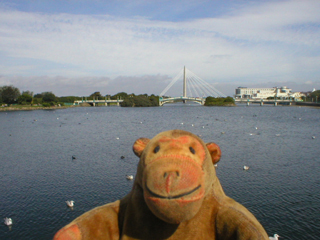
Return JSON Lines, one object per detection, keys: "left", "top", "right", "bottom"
{"left": 274, "top": 102, "right": 277, "bottom": 106}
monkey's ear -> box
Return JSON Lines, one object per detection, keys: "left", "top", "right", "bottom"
{"left": 133, "top": 138, "right": 150, "bottom": 157}
{"left": 206, "top": 142, "right": 221, "bottom": 164}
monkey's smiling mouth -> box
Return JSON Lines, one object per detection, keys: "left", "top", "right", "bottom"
{"left": 146, "top": 185, "right": 201, "bottom": 199}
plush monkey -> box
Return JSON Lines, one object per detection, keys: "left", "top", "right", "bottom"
{"left": 54, "top": 130, "right": 268, "bottom": 240}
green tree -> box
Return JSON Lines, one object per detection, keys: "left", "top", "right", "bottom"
{"left": 18, "top": 92, "right": 33, "bottom": 104}
{"left": 22, "top": 90, "right": 33, "bottom": 97}
{"left": 205, "top": 96, "right": 235, "bottom": 106}
{"left": 34, "top": 93, "right": 43, "bottom": 98}
{"left": 224, "top": 96, "right": 235, "bottom": 103}
{"left": 111, "top": 92, "right": 128, "bottom": 100}
{"left": 149, "top": 95, "right": 160, "bottom": 106}
{"left": 42, "top": 92, "right": 57, "bottom": 103}
{"left": 121, "top": 96, "right": 154, "bottom": 107}
{"left": 58, "top": 96, "right": 81, "bottom": 103}
{"left": 0, "top": 85, "right": 21, "bottom": 104}
{"left": 309, "top": 90, "right": 320, "bottom": 100}
{"left": 90, "top": 91, "right": 103, "bottom": 100}
{"left": 33, "top": 93, "right": 43, "bottom": 104}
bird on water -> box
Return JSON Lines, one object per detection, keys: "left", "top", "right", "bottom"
{"left": 126, "top": 175, "right": 134, "bottom": 180}
{"left": 4, "top": 217, "right": 12, "bottom": 226}
{"left": 66, "top": 200, "right": 74, "bottom": 208}
{"left": 269, "top": 234, "right": 280, "bottom": 240}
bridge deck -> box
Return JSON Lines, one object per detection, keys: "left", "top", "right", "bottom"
{"left": 159, "top": 96, "right": 205, "bottom": 106}
{"left": 235, "top": 99, "right": 297, "bottom": 106}
{"left": 74, "top": 99, "right": 124, "bottom": 106}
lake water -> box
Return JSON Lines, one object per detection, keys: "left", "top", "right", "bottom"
{"left": 0, "top": 104, "right": 319, "bottom": 239}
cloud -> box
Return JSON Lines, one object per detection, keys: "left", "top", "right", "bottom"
{"left": 0, "top": 0, "right": 319, "bottom": 96}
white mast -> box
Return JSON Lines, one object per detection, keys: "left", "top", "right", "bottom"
{"left": 183, "top": 66, "right": 186, "bottom": 97}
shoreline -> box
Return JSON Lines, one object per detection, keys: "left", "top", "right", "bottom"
{"left": 1, "top": 102, "right": 319, "bottom": 112}
{"left": 0, "top": 105, "right": 76, "bottom": 111}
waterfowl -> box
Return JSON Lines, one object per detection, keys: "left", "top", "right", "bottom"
{"left": 243, "top": 166, "right": 249, "bottom": 170}
{"left": 4, "top": 217, "right": 12, "bottom": 226}
{"left": 269, "top": 233, "right": 280, "bottom": 240}
{"left": 66, "top": 200, "right": 74, "bottom": 208}
{"left": 126, "top": 175, "right": 134, "bottom": 180}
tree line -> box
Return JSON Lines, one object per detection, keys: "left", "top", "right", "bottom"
{"left": 2, "top": 84, "right": 272, "bottom": 108}
{"left": 0, "top": 85, "right": 67, "bottom": 107}
{"left": 204, "top": 96, "right": 235, "bottom": 106}
{"left": 0, "top": 85, "right": 160, "bottom": 107}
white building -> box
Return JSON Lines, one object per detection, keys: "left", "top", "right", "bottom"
{"left": 235, "top": 86, "right": 305, "bottom": 100}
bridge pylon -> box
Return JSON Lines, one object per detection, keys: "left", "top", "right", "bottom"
{"left": 159, "top": 67, "right": 226, "bottom": 106}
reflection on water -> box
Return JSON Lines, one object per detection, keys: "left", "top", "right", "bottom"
{"left": 0, "top": 104, "right": 319, "bottom": 239}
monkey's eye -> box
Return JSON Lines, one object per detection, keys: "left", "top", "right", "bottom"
{"left": 154, "top": 145, "right": 160, "bottom": 153}
{"left": 189, "top": 147, "right": 196, "bottom": 154}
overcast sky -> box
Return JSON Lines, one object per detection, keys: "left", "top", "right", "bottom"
{"left": 0, "top": 0, "right": 319, "bottom": 97}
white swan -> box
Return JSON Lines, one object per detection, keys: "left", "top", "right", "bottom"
{"left": 243, "top": 166, "right": 249, "bottom": 170}
{"left": 269, "top": 233, "right": 280, "bottom": 240}
{"left": 126, "top": 175, "right": 134, "bottom": 180}
{"left": 66, "top": 200, "right": 74, "bottom": 207}
{"left": 4, "top": 217, "right": 12, "bottom": 226}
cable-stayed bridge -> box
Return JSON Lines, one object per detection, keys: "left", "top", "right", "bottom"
{"left": 159, "top": 66, "right": 226, "bottom": 106}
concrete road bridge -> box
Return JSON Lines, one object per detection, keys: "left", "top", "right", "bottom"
{"left": 235, "top": 98, "right": 296, "bottom": 106}
{"left": 74, "top": 98, "right": 123, "bottom": 106}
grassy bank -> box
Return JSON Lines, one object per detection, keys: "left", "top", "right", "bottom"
{"left": 0, "top": 105, "right": 75, "bottom": 111}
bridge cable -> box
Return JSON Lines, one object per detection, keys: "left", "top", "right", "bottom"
{"left": 160, "top": 69, "right": 183, "bottom": 96}
{"left": 188, "top": 73, "right": 212, "bottom": 97}
{"left": 188, "top": 69, "right": 226, "bottom": 97}
{"left": 160, "top": 67, "right": 226, "bottom": 98}
{"left": 190, "top": 75, "right": 209, "bottom": 97}
{"left": 188, "top": 76, "right": 201, "bottom": 97}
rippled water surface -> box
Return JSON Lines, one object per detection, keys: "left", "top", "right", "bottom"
{"left": 0, "top": 104, "right": 319, "bottom": 239}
